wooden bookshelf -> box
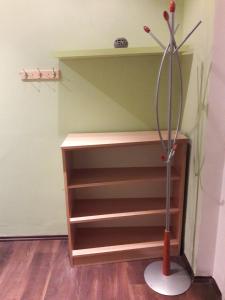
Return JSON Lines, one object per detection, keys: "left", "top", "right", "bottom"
{"left": 61, "top": 131, "right": 188, "bottom": 266}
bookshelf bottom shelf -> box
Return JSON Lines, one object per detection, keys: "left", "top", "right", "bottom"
{"left": 72, "top": 226, "right": 179, "bottom": 265}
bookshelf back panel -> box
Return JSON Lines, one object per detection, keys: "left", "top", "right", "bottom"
{"left": 72, "top": 181, "right": 172, "bottom": 199}
{"left": 71, "top": 144, "right": 170, "bottom": 169}
{"left": 74, "top": 214, "right": 178, "bottom": 229}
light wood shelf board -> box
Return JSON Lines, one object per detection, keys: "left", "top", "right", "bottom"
{"left": 70, "top": 197, "right": 179, "bottom": 224}
{"left": 70, "top": 209, "right": 179, "bottom": 224}
{"left": 61, "top": 131, "right": 188, "bottom": 150}
{"left": 72, "top": 239, "right": 178, "bottom": 257}
{"left": 72, "top": 243, "right": 179, "bottom": 265}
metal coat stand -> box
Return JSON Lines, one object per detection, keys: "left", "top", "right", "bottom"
{"left": 143, "top": 1, "right": 201, "bottom": 296}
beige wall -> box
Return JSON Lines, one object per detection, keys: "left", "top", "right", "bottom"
{"left": 213, "top": 166, "right": 225, "bottom": 298}
{"left": 193, "top": 1, "right": 225, "bottom": 298}
{"left": 0, "top": 0, "right": 184, "bottom": 235}
{"left": 181, "top": 0, "right": 215, "bottom": 271}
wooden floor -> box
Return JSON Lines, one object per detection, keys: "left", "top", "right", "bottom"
{"left": 0, "top": 240, "right": 220, "bottom": 300}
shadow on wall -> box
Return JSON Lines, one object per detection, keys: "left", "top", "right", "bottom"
{"left": 182, "top": 60, "right": 213, "bottom": 266}
{"left": 181, "top": 53, "right": 194, "bottom": 123}
{"left": 57, "top": 54, "right": 193, "bottom": 134}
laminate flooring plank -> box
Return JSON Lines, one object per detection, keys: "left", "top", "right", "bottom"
{"left": 0, "top": 241, "right": 38, "bottom": 300}
{"left": 0, "top": 241, "right": 14, "bottom": 273}
{"left": 20, "top": 240, "right": 60, "bottom": 300}
{"left": 44, "top": 241, "right": 81, "bottom": 300}
{"left": 126, "top": 259, "right": 150, "bottom": 285}
{"left": 123, "top": 259, "right": 172, "bottom": 300}
{"left": 76, "top": 264, "right": 104, "bottom": 300}
{"left": 114, "top": 262, "right": 136, "bottom": 300}
{"left": 95, "top": 262, "right": 118, "bottom": 300}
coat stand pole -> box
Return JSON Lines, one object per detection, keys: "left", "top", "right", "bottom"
{"left": 143, "top": 1, "right": 201, "bottom": 296}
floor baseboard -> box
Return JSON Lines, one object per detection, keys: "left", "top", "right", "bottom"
{"left": 176, "top": 255, "right": 221, "bottom": 299}
{"left": 194, "top": 276, "right": 222, "bottom": 299}
{"left": 0, "top": 235, "right": 68, "bottom": 241}
{"left": 181, "top": 254, "right": 195, "bottom": 279}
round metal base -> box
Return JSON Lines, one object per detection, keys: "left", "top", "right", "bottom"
{"left": 144, "top": 261, "right": 192, "bottom": 296}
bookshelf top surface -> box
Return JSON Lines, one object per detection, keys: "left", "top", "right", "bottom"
{"left": 61, "top": 131, "right": 188, "bottom": 149}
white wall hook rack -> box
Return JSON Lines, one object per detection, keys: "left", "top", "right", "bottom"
{"left": 19, "top": 68, "right": 60, "bottom": 81}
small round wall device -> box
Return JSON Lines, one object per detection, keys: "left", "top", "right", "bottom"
{"left": 114, "top": 38, "right": 128, "bottom": 48}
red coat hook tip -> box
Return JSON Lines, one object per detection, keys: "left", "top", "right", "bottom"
{"left": 169, "top": 1, "right": 176, "bottom": 13}
{"left": 163, "top": 11, "right": 169, "bottom": 21}
{"left": 161, "top": 155, "right": 166, "bottom": 161}
{"left": 143, "top": 26, "right": 150, "bottom": 33}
